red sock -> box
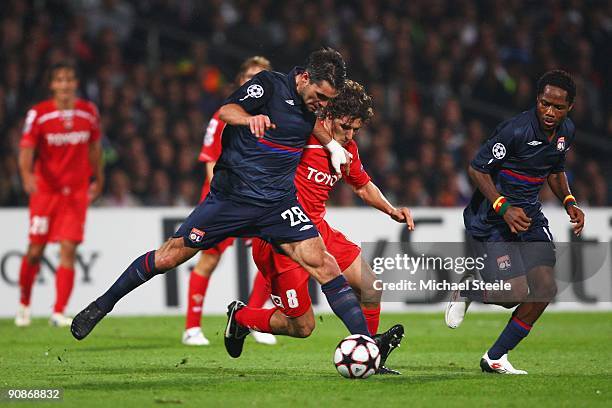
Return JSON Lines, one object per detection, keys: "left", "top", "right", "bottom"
{"left": 19, "top": 256, "right": 39, "bottom": 306}
{"left": 362, "top": 305, "right": 381, "bottom": 335}
{"left": 185, "top": 272, "right": 210, "bottom": 329}
{"left": 235, "top": 306, "right": 276, "bottom": 333}
{"left": 54, "top": 266, "right": 75, "bottom": 313}
{"left": 247, "top": 270, "right": 271, "bottom": 308}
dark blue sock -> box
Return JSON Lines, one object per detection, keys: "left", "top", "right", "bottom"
{"left": 96, "top": 251, "right": 159, "bottom": 314}
{"left": 321, "top": 275, "right": 370, "bottom": 336}
{"left": 488, "top": 314, "right": 532, "bottom": 360}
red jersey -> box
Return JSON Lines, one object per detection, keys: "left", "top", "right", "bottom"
{"left": 20, "top": 98, "right": 100, "bottom": 193}
{"left": 198, "top": 109, "right": 227, "bottom": 199}
{"left": 295, "top": 135, "right": 371, "bottom": 224}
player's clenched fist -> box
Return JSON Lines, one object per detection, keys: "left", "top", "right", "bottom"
{"left": 503, "top": 206, "right": 532, "bottom": 234}
{"left": 247, "top": 114, "right": 276, "bottom": 138}
{"left": 566, "top": 205, "right": 585, "bottom": 236}
{"left": 389, "top": 207, "right": 415, "bottom": 231}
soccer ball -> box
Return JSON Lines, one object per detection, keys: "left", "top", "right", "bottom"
{"left": 333, "top": 334, "right": 381, "bottom": 379}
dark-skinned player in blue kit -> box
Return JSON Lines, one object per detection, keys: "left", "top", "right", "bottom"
{"left": 71, "top": 48, "right": 403, "bottom": 363}
{"left": 445, "top": 70, "right": 585, "bottom": 374}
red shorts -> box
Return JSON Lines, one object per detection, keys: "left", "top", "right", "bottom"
{"left": 251, "top": 219, "right": 361, "bottom": 318}
{"left": 28, "top": 188, "right": 89, "bottom": 244}
{"left": 202, "top": 237, "right": 235, "bottom": 255}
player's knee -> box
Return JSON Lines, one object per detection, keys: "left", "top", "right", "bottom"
{"left": 533, "top": 279, "right": 557, "bottom": 301}
{"left": 292, "top": 318, "right": 315, "bottom": 338}
{"left": 195, "top": 253, "right": 220, "bottom": 277}
{"left": 25, "top": 244, "right": 45, "bottom": 264}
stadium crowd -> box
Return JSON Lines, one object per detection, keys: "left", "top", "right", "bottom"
{"left": 1, "top": 0, "right": 610, "bottom": 208}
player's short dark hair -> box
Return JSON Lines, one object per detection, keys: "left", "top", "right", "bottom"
{"left": 536, "top": 69, "right": 576, "bottom": 104}
{"left": 305, "top": 47, "right": 346, "bottom": 90}
{"left": 47, "top": 61, "right": 79, "bottom": 82}
{"left": 236, "top": 56, "right": 272, "bottom": 83}
{"left": 323, "top": 79, "right": 374, "bottom": 123}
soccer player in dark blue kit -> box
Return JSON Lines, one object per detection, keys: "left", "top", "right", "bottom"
{"left": 445, "top": 70, "right": 585, "bottom": 374}
{"left": 71, "top": 49, "right": 403, "bottom": 362}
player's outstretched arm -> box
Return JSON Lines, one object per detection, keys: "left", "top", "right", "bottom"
{"left": 547, "top": 172, "right": 584, "bottom": 235}
{"left": 88, "top": 140, "right": 104, "bottom": 202}
{"left": 352, "top": 181, "right": 415, "bottom": 231}
{"left": 18, "top": 147, "right": 36, "bottom": 195}
{"left": 219, "top": 103, "right": 275, "bottom": 138}
{"left": 468, "top": 166, "right": 532, "bottom": 234}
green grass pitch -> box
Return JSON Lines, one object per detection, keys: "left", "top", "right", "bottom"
{"left": 1, "top": 312, "right": 610, "bottom": 407}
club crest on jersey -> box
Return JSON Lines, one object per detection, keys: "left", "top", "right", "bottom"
{"left": 188, "top": 228, "right": 205, "bottom": 243}
{"left": 239, "top": 84, "right": 264, "bottom": 101}
{"left": 556, "top": 137, "right": 565, "bottom": 151}
{"left": 497, "top": 255, "right": 511, "bottom": 271}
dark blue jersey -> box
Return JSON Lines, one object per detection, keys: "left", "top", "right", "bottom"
{"left": 465, "top": 108, "right": 575, "bottom": 237}
{"left": 211, "top": 67, "right": 317, "bottom": 206}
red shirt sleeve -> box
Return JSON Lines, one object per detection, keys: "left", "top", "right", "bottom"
{"left": 343, "top": 141, "right": 371, "bottom": 188}
{"left": 19, "top": 107, "right": 41, "bottom": 149}
{"left": 199, "top": 112, "right": 226, "bottom": 163}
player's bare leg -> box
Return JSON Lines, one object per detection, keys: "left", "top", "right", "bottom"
{"left": 280, "top": 236, "right": 370, "bottom": 336}
{"left": 71, "top": 237, "right": 199, "bottom": 340}
{"left": 49, "top": 240, "right": 78, "bottom": 327}
{"left": 183, "top": 251, "right": 219, "bottom": 346}
{"left": 269, "top": 307, "right": 316, "bottom": 338}
{"left": 15, "top": 242, "right": 46, "bottom": 327}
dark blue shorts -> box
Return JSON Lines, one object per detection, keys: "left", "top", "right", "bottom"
{"left": 173, "top": 191, "right": 319, "bottom": 249}
{"left": 468, "top": 213, "right": 556, "bottom": 282}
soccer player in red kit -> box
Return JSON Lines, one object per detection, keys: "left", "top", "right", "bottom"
{"left": 15, "top": 62, "right": 103, "bottom": 327}
{"left": 229, "top": 80, "right": 414, "bottom": 373}
{"left": 182, "top": 56, "right": 277, "bottom": 346}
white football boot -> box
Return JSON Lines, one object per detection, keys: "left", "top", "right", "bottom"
{"left": 50, "top": 313, "right": 73, "bottom": 327}
{"left": 182, "top": 327, "right": 210, "bottom": 346}
{"left": 15, "top": 304, "right": 31, "bottom": 327}
{"left": 480, "top": 352, "right": 527, "bottom": 374}
{"left": 250, "top": 329, "right": 277, "bottom": 345}
{"left": 445, "top": 274, "right": 475, "bottom": 329}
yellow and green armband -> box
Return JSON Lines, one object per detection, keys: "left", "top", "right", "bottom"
{"left": 493, "top": 196, "right": 510, "bottom": 216}
{"left": 563, "top": 194, "right": 577, "bottom": 209}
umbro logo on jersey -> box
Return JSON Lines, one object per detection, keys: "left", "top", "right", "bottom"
{"left": 299, "top": 224, "right": 314, "bottom": 231}
{"left": 285, "top": 99, "right": 295, "bottom": 105}
{"left": 527, "top": 140, "right": 543, "bottom": 146}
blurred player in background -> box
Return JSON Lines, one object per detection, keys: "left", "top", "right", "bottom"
{"left": 446, "top": 70, "right": 585, "bottom": 374}
{"left": 183, "top": 56, "right": 276, "bottom": 346}
{"left": 227, "top": 80, "right": 412, "bottom": 374}
{"left": 16, "top": 62, "right": 103, "bottom": 327}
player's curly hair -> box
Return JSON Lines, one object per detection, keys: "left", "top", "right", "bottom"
{"left": 236, "top": 56, "right": 272, "bottom": 83}
{"left": 537, "top": 69, "right": 576, "bottom": 104}
{"left": 322, "top": 79, "right": 374, "bottom": 123}
{"left": 306, "top": 47, "right": 346, "bottom": 90}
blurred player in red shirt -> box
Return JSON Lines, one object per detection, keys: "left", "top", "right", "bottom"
{"left": 15, "top": 62, "right": 103, "bottom": 327}
{"left": 182, "top": 56, "right": 277, "bottom": 346}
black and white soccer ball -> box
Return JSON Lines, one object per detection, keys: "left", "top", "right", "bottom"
{"left": 333, "top": 334, "right": 381, "bottom": 379}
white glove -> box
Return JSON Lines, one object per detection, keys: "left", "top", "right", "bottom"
{"left": 325, "top": 139, "right": 352, "bottom": 174}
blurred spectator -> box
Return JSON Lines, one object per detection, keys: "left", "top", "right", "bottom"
{"left": 0, "top": 0, "right": 610, "bottom": 209}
